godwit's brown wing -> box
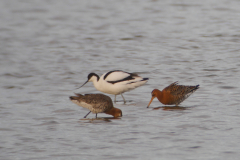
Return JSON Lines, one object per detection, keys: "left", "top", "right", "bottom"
{"left": 163, "top": 82, "right": 199, "bottom": 105}
{"left": 70, "top": 93, "right": 114, "bottom": 113}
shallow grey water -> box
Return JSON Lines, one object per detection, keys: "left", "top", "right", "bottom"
{"left": 1, "top": 0, "right": 240, "bottom": 159}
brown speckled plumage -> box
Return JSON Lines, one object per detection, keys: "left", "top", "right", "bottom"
{"left": 69, "top": 93, "right": 122, "bottom": 118}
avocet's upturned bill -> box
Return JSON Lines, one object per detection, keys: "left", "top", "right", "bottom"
{"left": 77, "top": 70, "right": 149, "bottom": 104}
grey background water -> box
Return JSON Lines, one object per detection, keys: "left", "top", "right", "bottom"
{"left": 1, "top": 0, "right": 240, "bottom": 159}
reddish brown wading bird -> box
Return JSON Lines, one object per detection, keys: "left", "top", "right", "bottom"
{"left": 147, "top": 82, "right": 199, "bottom": 107}
{"left": 70, "top": 93, "right": 122, "bottom": 118}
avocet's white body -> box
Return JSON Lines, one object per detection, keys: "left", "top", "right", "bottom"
{"left": 79, "top": 70, "right": 149, "bottom": 103}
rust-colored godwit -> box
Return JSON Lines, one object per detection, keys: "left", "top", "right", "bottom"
{"left": 147, "top": 82, "right": 199, "bottom": 107}
{"left": 69, "top": 93, "right": 122, "bottom": 118}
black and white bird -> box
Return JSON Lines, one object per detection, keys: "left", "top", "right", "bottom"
{"left": 77, "top": 70, "right": 149, "bottom": 104}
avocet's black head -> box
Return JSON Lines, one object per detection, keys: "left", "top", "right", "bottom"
{"left": 76, "top": 73, "right": 99, "bottom": 90}
{"left": 88, "top": 73, "right": 99, "bottom": 81}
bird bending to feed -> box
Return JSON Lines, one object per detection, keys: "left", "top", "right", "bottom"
{"left": 69, "top": 93, "right": 122, "bottom": 118}
{"left": 147, "top": 82, "right": 199, "bottom": 108}
{"left": 77, "top": 70, "right": 149, "bottom": 104}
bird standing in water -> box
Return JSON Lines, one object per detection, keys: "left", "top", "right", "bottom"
{"left": 147, "top": 82, "right": 199, "bottom": 107}
{"left": 69, "top": 93, "right": 122, "bottom": 118}
{"left": 77, "top": 70, "right": 149, "bottom": 104}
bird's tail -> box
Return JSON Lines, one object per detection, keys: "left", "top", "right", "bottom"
{"left": 69, "top": 96, "right": 77, "bottom": 100}
{"left": 191, "top": 85, "right": 199, "bottom": 92}
{"left": 69, "top": 93, "right": 83, "bottom": 100}
{"left": 142, "top": 78, "right": 149, "bottom": 81}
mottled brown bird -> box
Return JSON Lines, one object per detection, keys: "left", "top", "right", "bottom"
{"left": 70, "top": 93, "right": 122, "bottom": 118}
{"left": 147, "top": 82, "right": 199, "bottom": 107}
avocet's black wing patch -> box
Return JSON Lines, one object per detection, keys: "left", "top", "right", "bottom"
{"left": 103, "top": 70, "right": 125, "bottom": 80}
{"left": 107, "top": 76, "right": 135, "bottom": 84}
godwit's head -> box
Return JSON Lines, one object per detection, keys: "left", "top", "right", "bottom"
{"left": 106, "top": 107, "right": 122, "bottom": 118}
{"left": 113, "top": 108, "right": 122, "bottom": 118}
{"left": 76, "top": 73, "right": 99, "bottom": 89}
{"left": 147, "top": 89, "right": 159, "bottom": 108}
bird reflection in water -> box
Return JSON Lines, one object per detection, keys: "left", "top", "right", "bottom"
{"left": 152, "top": 106, "right": 188, "bottom": 111}
{"left": 79, "top": 117, "right": 121, "bottom": 123}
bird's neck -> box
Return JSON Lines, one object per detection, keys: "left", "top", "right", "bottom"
{"left": 92, "top": 77, "right": 101, "bottom": 90}
{"left": 155, "top": 89, "right": 164, "bottom": 102}
{"left": 89, "top": 75, "right": 100, "bottom": 88}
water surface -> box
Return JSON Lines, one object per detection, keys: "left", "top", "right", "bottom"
{"left": 1, "top": 0, "right": 240, "bottom": 159}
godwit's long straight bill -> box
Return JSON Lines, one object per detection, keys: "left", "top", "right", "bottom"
{"left": 147, "top": 96, "right": 155, "bottom": 108}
